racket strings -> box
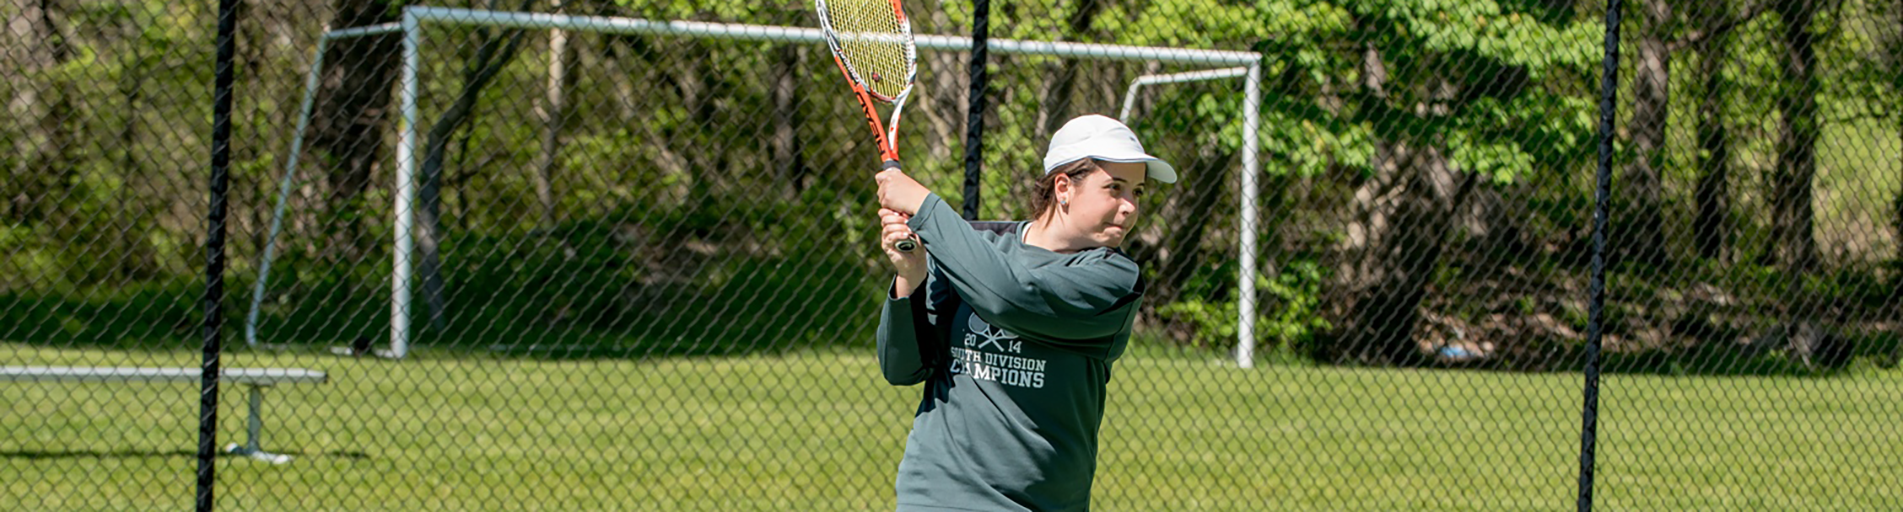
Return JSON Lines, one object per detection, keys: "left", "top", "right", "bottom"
{"left": 824, "top": 0, "right": 913, "bottom": 101}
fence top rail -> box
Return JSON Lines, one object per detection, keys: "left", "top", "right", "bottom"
{"left": 0, "top": 367, "right": 328, "bottom": 386}
{"left": 404, "top": 6, "right": 1262, "bottom": 66}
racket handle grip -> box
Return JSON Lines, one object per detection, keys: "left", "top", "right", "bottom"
{"left": 881, "top": 159, "right": 913, "bottom": 252}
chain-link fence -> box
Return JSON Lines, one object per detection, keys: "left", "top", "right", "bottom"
{"left": 3, "top": 0, "right": 1900, "bottom": 509}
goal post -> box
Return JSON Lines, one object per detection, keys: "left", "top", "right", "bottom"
{"left": 244, "top": 21, "right": 403, "bottom": 351}
{"left": 251, "top": 6, "right": 1264, "bottom": 364}
{"left": 1116, "top": 65, "right": 1261, "bottom": 367}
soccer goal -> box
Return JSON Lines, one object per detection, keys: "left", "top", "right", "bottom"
{"left": 249, "top": 6, "right": 1265, "bottom": 365}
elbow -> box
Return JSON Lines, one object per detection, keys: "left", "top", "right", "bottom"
{"left": 875, "top": 337, "right": 930, "bottom": 385}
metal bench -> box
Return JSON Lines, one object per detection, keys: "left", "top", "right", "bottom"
{"left": 0, "top": 366, "right": 328, "bottom": 464}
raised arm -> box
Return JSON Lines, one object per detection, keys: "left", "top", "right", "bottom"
{"left": 875, "top": 206, "right": 951, "bottom": 386}
{"left": 906, "top": 194, "right": 1141, "bottom": 343}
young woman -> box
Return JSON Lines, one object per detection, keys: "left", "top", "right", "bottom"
{"left": 873, "top": 114, "right": 1176, "bottom": 511}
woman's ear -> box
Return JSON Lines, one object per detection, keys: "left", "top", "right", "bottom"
{"left": 1053, "top": 175, "right": 1072, "bottom": 207}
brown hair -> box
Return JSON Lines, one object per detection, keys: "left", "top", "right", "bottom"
{"left": 1032, "top": 158, "right": 1101, "bottom": 220}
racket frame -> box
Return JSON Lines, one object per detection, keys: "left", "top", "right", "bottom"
{"left": 815, "top": 0, "right": 917, "bottom": 167}
{"left": 817, "top": 0, "right": 921, "bottom": 251}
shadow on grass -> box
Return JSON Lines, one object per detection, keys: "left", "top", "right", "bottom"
{"left": 1418, "top": 328, "right": 1902, "bottom": 377}
{"left": 1298, "top": 327, "right": 1901, "bottom": 377}
{"left": 0, "top": 449, "right": 371, "bottom": 460}
{"left": 0, "top": 449, "right": 199, "bottom": 459}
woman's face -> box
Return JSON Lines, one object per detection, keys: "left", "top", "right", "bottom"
{"left": 1061, "top": 161, "right": 1148, "bottom": 248}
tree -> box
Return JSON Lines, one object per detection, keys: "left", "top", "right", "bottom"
{"left": 532, "top": 0, "right": 574, "bottom": 229}
{"left": 1882, "top": 0, "right": 1903, "bottom": 270}
{"left": 1035, "top": 0, "right": 1114, "bottom": 139}
{"left": 1629, "top": 0, "right": 1772, "bottom": 266}
{"left": 3, "top": 0, "right": 76, "bottom": 224}
{"left": 1674, "top": 0, "right": 1775, "bottom": 262}
{"left": 306, "top": 0, "right": 407, "bottom": 267}
{"left": 768, "top": 8, "right": 808, "bottom": 201}
{"left": 1092, "top": 0, "right": 1601, "bottom": 358}
{"left": 1336, "top": 45, "right": 1481, "bottom": 364}
{"left": 1139, "top": 136, "right": 1236, "bottom": 312}
{"left": 414, "top": 0, "right": 534, "bottom": 330}
{"left": 1769, "top": 0, "right": 1819, "bottom": 273}
{"left": 1770, "top": 0, "right": 1834, "bottom": 367}
{"left": 1690, "top": 0, "right": 1735, "bottom": 260}
{"left": 1623, "top": 0, "right": 1673, "bottom": 269}
{"left": 1317, "top": 0, "right": 1600, "bottom": 364}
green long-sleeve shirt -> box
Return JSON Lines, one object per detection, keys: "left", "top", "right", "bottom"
{"left": 877, "top": 194, "right": 1143, "bottom": 512}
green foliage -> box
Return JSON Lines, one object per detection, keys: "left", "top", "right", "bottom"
{"left": 1107, "top": 0, "right": 1604, "bottom": 185}
{"left": 3, "top": 0, "right": 1898, "bottom": 368}
{"left": 1258, "top": 259, "right": 1332, "bottom": 342}
{"left": 245, "top": 206, "right": 889, "bottom": 355}
{"left": 0, "top": 279, "right": 201, "bottom": 348}
{"left": 1158, "top": 258, "right": 1331, "bottom": 352}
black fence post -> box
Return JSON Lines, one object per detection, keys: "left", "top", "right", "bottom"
{"left": 200, "top": 0, "right": 240, "bottom": 508}
{"left": 1580, "top": 0, "right": 1625, "bottom": 509}
{"left": 961, "top": 0, "right": 991, "bottom": 220}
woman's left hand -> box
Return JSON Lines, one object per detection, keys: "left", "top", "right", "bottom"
{"left": 875, "top": 169, "right": 931, "bottom": 216}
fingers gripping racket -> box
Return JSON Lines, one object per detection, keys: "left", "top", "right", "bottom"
{"left": 816, "top": 0, "right": 920, "bottom": 252}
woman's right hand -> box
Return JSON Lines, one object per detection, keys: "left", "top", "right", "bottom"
{"left": 881, "top": 208, "right": 927, "bottom": 296}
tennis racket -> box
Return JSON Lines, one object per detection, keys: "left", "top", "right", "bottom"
{"left": 816, "top": 0, "right": 920, "bottom": 252}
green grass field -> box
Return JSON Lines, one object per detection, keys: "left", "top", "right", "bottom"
{"left": 5, "top": 343, "right": 1901, "bottom": 510}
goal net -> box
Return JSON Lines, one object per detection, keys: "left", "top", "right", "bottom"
{"left": 248, "top": 6, "right": 1262, "bottom": 362}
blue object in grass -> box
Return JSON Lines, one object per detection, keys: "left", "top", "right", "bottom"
{"left": 1437, "top": 345, "right": 1477, "bottom": 361}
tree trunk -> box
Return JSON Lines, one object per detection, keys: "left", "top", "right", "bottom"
{"left": 1692, "top": 0, "right": 1732, "bottom": 261}
{"left": 916, "top": 5, "right": 967, "bottom": 163}
{"left": 1342, "top": 141, "right": 1475, "bottom": 364}
{"left": 1770, "top": 0, "right": 1818, "bottom": 273}
{"left": 1333, "top": 49, "right": 1475, "bottom": 365}
{"left": 1036, "top": 0, "right": 1111, "bottom": 138}
{"left": 4, "top": 0, "right": 75, "bottom": 224}
{"left": 308, "top": 0, "right": 405, "bottom": 266}
{"left": 1772, "top": 0, "right": 1827, "bottom": 366}
{"left": 1891, "top": 4, "right": 1903, "bottom": 275}
{"left": 1336, "top": 43, "right": 1397, "bottom": 306}
{"left": 1890, "top": 106, "right": 1901, "bottom": 302}
{"left": 602, "top": 37, "right": 640, "bottom": 125}
{"left": 1339, "top": 44, "right": 1396, "bottom": 273}
{"left": 117, "top": 19, "right": 145, "bottom": 199}
{"left": 770, "top": 43, "right": 808, "bottom": 200}
{"left": 1622, "top": 0, "right": 1671, "bottom": 269}
{"left": 1146, "top": 139, "right": 1235, "bottom": 309}
{"left": 533, "top": 0, "right": 572, "bottom": 230}
{"left": 415, "top": 18, "right": 530, "bottom": 332}
{"left": 117, "top": 12, "right": 159, "bottom": 280}
{"left": 627, "top": 36, "right": 723, "bottom": 202}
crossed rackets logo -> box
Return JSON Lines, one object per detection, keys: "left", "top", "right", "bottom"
{"left": 965, "top": 314, "right": 1017, "bottom": 351}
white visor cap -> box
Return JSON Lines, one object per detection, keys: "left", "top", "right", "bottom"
{"left": 1041, "top": 114, "right": 1177, "bottom": 184}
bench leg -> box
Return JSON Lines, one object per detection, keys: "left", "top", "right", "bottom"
{"left": 224, "top": 384, "right": 292, "bottom": 464}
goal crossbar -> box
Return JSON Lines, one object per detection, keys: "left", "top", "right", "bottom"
{"left": 407, "top": 7, "right": 1260, "bottom": 65}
